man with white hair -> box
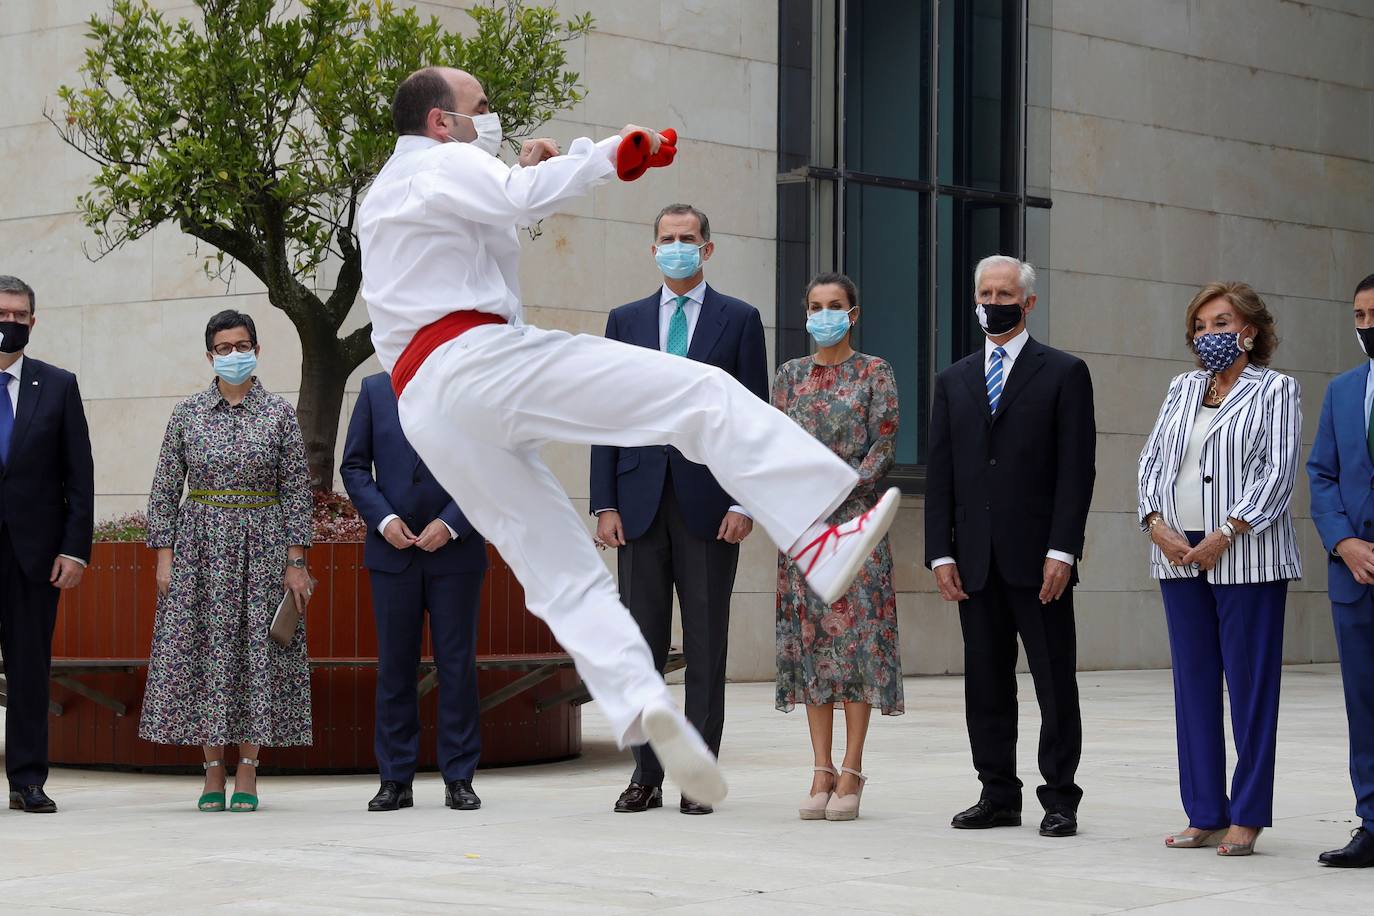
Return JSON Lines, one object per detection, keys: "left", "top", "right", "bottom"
{"left": 358, "top": 67, "right": 899, "bottom": 808}
{"left": 925, "top": 255, "right": 1096, "bottom": 838}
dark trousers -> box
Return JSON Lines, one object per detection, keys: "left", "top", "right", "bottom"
{"left": 371, "top": 566, "right": 484, "bottom": 784}
{"left": 0, "top": 527, "right": 60, "bottom": 789}
{"left": 618, "top": 474, "right": 738, "bottom": 789}
{"left": 1332, "top": 592, "right": 1374, "bottom": 831}
{"left": 958, "top": 555, "right": 1082, "bottom": 813}
{"left": 1159, "top": 537, "right": 1287, "bottom": 828}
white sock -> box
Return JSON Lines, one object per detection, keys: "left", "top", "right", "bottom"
{"left": 788, "top": 518, "right": 830, "bottom": 558}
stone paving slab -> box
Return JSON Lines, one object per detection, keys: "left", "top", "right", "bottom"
{"left": 0, "top": 665, "right": 1366, "bottom": 914}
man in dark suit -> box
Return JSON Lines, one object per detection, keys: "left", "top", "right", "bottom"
{"left": 341, "top": 372, "right": 488, "bottom": 812}
{"left": 0, "top": 276, "right": 94, "bottom": 814}
{"left": 925, "top": 256, "right": 1096, "bottom": 838}
{"left": 590, "top": 204, "right": 768, "bottom": 815}
{"left": 1306, "top": 272, "right": 1374, "bottom": 868}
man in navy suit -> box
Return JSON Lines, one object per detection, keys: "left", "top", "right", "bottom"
{"left": 1307, "top": 271, "right": 1374, "bottom": 868}
{"left": 590, "top": 204, "right": 769, "bottom": 815}
{"left": 0, "top": 276, "right": 94, "bottom": 814}
{"left": 342, "top": 372, "right": 488, "bottom": 813}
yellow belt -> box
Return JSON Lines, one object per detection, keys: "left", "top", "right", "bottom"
{"left": 186, "top": 489, "right": 281, "bottom": 509}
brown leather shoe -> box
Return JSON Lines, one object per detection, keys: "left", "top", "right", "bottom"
{"left": 679, "top": 796, "right": 714, "bottom": 815}
{"left": 613, "top": 782, "right": 663, "bottom": 813}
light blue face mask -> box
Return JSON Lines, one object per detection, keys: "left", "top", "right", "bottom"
{"left": 806, "top": 308, "right": 854, "bottom": 347}
{"left": 654, "top": 241, "right": 704, "bottom": 279}
{"left": 213, "top": 350, "right": 257, "bottom": 385}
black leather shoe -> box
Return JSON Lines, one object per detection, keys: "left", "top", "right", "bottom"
{"left": 1319, "top": 827, "right": 1374, "bottom": 867}
{"left": 8, "top": 786, "right": 57, "bottom": 814}
{"left": 444, "top": 778, "right": 481, "bottom": 811}
{"left": 951, "top": 799, "right": 1021, "bottom": 829}
{"left": 1039, "top": 810, "right": 1078, "bottom": 837}
{"left": 367, "top": 781, "right": 413, "bottom": 812}
{"left": 613, "top": 782, "right": 663, "bottom": 813}
{"left": 679, "top": 795, "right": 713, "bottom": 815}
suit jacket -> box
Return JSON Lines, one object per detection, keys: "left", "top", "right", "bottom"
{"left": 340, "top": 373, "right": 486, "bottom": 575}
{"left": 1140, "top": 364, "right": 1302, "bottom": 584}
{"left": 1307, "top": 363, "right": 1372, "bottom": 603}
{"left": 0, "top": 357, "right": 94, "bottom": 581}
{"left": 924, "top": 337, "right": 1096, "bottom": 593}
{"left": 589, "top": 284, "right": 770, "bottom": 541}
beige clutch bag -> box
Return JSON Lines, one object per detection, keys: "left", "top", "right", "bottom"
{"left": 269, "top": 579, "right": 315, "bottom": 647}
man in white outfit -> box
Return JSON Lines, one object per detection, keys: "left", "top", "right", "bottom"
{"left": 359, "top": 67, "right": 899, "bottom": 806}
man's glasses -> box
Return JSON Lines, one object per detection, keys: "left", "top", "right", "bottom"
{"left": 210, "top": 341, "right": 255, "bottom": 356}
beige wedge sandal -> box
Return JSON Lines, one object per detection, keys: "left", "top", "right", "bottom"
{"left": 799, "top": 766, "right": 838, "bottom": 820}
{"left": 824, "top": 767, "right": 867, "bottom": 821}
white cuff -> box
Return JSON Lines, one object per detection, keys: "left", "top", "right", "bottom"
{"left": 931, "top": 556, "right": 956, "bottom": 569}
{"left": 378, "top": 514, "right": 399, "bottom": 537}
{"left": 727, "top": 505, "right": 751, "bottom": 519}
{"left": 442, "top": 521, "right": 459, "bottom": 540}
{"left": 59, "top": 554, "right": 88, "bottom": 568}
{"left": 594, "top": 507, "right": 618, "bottom": 515}
{"left": 1046, "top": 549, "right": 1076, "bottom": 565}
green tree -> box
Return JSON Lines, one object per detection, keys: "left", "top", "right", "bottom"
{"left": 52, "top": 0, "right": 592, "bottom": 487}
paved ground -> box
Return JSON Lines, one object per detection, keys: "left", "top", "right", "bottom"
{"left": 0, "top": 665, "right": 1368, "bottom": 914}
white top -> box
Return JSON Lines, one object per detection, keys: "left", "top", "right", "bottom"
{"left": 1173, "top": 404, "right": 1218, "bottom": 532}
{"left": 658, "top": 280, "right": 706, "bottom": 352}
{"left": 931, "top": 330, "right": 1074, "bottom": 571}
{"left": 358, "top": 132, "right": 620, "bottom": 371}
{"left": 1365, "top": 359, "right": 1374, "bottom": 433}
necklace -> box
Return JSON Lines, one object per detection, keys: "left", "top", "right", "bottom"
{"left": 1205, "top": 373, "right": 1227, "bottom": 406}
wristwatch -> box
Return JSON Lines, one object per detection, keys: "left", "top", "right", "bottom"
{"left": 287, "top": 557, "right": 307, "bottom": 569}
{"left": 1219, "top": 521, "right": 1237, "bottom": 540}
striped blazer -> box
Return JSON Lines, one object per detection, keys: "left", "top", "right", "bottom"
{"left": 1137, "top": 363, "right": 1303, "bottom": 584}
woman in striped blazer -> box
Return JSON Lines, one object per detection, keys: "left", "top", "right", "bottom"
{"left": 1137, "top": 281, "right": 1302, "bottom": 858}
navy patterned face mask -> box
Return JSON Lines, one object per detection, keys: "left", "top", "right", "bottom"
{"left": 1193, "top": 331, "right": 1243, "bottom": 373}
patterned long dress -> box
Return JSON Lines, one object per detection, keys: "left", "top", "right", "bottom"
{"left": 138, "top": 379, "right": 314, "bottom": 747}
{"left": 773, "top": 353, "right": 903, "bottom": 715}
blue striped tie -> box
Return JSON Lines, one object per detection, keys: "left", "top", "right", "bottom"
{"left": 986, "top": 346, "right": 1007, "bottom": 413}
{"left": 0, "top": 371, "right": 13, "bottom": 465}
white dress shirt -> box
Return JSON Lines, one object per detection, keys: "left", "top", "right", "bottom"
{"left": 658, "top": 280, "right": 705, "bottom": 352}
{"left": 931, "top": 330, "right": 1076, "bottom": 571}
{"left": 1, "top": 354, "right": 86, "bottom": 567}
{"left": 358, "top": 132, "right": 621, "bottom": 372}
{"left": 1364, "top": 359, "right": 1374, "bottom": 433}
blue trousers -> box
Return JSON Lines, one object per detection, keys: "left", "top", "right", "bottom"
{"left": 1159, "top": 557, "right": 1287, "bottom": 829}
{"left": 371, "top": 567, "right": 484, "bottom": 784}
{"left": 1333, "top": 591, "right": 1374, "bottom": 831}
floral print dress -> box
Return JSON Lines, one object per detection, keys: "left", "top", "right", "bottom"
{"left": 773, "top": 353, "right": 903, "bottom": 715}
{"left": 138, "top": 379, "right": 314, "bottom": 747}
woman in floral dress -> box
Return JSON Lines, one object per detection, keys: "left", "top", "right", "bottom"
{"left": 773, "top": 273, "right": 902, "bottom": 822}
{"left": 140, "top": 310, "right": 315, "bottom": 812}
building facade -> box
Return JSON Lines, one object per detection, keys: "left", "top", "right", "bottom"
{"left": 4, "top": 0, "right": 1369, "bottom": 680}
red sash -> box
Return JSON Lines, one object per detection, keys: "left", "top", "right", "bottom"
{"left": 391, "top": 310, "right": 508, "bottom": 398}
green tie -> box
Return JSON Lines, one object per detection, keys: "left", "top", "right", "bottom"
{"left": 666, "top": 295, "right": 690, "bottom": 357}
{"left": 1367, "top": 397, "right": 1374, "bottom": 460}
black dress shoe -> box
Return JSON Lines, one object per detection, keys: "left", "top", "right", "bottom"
{"left": 444, "top": 778, "right": 481, "bottom": 811}
{"left": 679, "top": 796, "right": 713, "bottom": 815}
{"left": 9, "top": 786, "right": 57, "bottom": 814}
{"left": 367, "top": 781, "right": 413, "bottom": 812}
{"left": 951, "top": 799, "right": 1021, "bottom": 829}
{"left": 1039, "top": 810, "right": 1078, "bottom": 837}
{"left": 613, "top": 782, "right": 663, "bottom": 813}
{"left": 1319, "top": 827, "right": 1374, "bottom": 868}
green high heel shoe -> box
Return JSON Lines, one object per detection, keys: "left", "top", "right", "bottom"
{"left": 229, "top": 757, "right": 260, "bottom": 812}
{"left": 198, "top": 759, "right": 226, "bottom": 812}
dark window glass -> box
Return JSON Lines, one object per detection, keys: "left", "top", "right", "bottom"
{"left": 843, "top": 0, "right": 931, "bottom": 181}
{"left": 844, "top": 184, "right": 928, "bottom": 465}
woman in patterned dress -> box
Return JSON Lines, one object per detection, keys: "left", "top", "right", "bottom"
{"left": 140, "top": 310, "right": 315, "bottom": 812}
{"left": 774, "top": 273, "right": 902, "bottom": 822}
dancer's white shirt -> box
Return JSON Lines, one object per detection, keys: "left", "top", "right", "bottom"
{"left": 359, "top": 132, "right": 621, "bottom": 371}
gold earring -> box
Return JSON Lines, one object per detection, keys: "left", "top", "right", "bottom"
{"left": 1242, "top": 337, "right": 1255, "bottom": 351}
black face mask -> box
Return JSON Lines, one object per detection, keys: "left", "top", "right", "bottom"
{"left": 976, "top": 302, "right": 1025, "bottom": 336}
{"left": 1358, "top": 325, "right": 1374, "bottom": 359}
{"left": 0, "top": 320, "right": 30, "bottom": 354}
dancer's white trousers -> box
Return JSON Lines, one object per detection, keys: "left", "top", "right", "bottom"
{"left": 398, "top": 324, "right": 858, "bottom": 746}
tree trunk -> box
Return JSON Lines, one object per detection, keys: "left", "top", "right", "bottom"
{"left": 295, "top": 321, "right": 351, "bottom": 490}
